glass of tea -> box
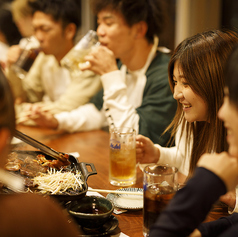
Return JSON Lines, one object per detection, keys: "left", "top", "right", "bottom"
{"left": 11, "top": 36, "right": 41, "bottom": 80}
{"left": 143, "top": 164, "right": 178, "bottom": 236}
{"left": 60, "top": 30, "right": 99, "bottom": 77}
{"left": 109, "top": 127, "right": 136, "bottom": 186}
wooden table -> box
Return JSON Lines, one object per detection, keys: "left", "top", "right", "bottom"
{"left": 13, "top": 125, "right": 229, "bottom": 236}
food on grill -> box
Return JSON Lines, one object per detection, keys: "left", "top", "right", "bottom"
{"left": 5, "top": 152, "right": 69, "bottom": 174}
{"left": 36, "top": 154, "right": 70, "bottom": 169}
{"left": 3, "top": 152, "right": 84, "bottom": 195}
{"left": 5, "top": 162, "right": 22, "bottom": 172}
{"left": 57, "top": 153, "right": 71, "bottom": 166}
{"left": 20, "top": 156, "right": 48, "bottom": 177}
{"left": 5, "top": 153, "right": 24, "bottom": 171}
{"left": 32, "top": 168, "right": 83, "bottom": 195}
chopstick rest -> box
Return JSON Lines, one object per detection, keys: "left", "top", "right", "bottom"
{"left": 88, "top": 187, "right": 143, "bottom": 196}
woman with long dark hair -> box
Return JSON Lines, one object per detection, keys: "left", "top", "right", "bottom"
{"left": 150, "top": 43, "right": 238, "bottom": 237}
{"left": 136, "top": 29, "right": 238, "bottom": 208}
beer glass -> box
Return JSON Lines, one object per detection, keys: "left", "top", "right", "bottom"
{"left": 60, "top": 30, "right": 99, "bottom": 77}
{"left": 143, "top": 164, "right": 178, "bottom": 236}
{"left": 109, "top": 127, "right": 136, "bottom": 186}
{"left": 11, "top": 36, "right": 40, "bottom": 79}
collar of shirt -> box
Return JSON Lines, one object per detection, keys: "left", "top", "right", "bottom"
{"left": 120, "top": 36, "right": 159, "bottom": 108}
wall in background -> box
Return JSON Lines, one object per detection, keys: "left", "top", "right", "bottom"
{"left": 80, "top": 0, "right": 237, "bottom": 52}
{"left": 175, "top": 0, "right": 221, "bottom": 47}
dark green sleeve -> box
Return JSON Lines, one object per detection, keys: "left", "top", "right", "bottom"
{"left": 90, "top": 88, "right": 104, "bottom": 110}
{"left": 137, "top": 52, "right": 177, "bottom": 145}
{"left": 90, "top": 54, "right": 176, "bottom": 146}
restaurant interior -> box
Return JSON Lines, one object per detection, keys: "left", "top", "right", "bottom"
{"left": 1, "top": 0, "right": 238, "bottom": 236}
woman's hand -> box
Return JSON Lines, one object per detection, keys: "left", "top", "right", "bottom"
{"left": 219, "top": 190, "right": 236, "bottom": 210}
{"left": 189, "top": 229, "right": 202, "bottom": 237}
{"left": 136, "top": 135, "right": 160, "bottom": 164}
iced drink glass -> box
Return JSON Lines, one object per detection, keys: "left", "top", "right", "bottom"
{"left": 109, "top": 127, "right": 136, "bottom": 186}
{"left": 143, "top": 164, "right": 178, "bottom": 236}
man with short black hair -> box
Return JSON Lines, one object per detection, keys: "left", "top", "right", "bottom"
{"left": 7, "top": 0, "right": 101, "bottom": 121}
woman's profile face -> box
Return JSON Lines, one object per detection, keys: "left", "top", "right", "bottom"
{"left": 172, "top": 61, "right": 208, "bottom": 122}
{"left": 218, "top": 87, "right": 238, "bottom": 157}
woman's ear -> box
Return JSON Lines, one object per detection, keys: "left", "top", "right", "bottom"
{"left": 64, "top": 23, "right": 77, "bottom": 41}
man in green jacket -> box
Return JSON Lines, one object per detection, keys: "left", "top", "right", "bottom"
{"left": 28, "top": 0, "right": 176, "bottom": 146}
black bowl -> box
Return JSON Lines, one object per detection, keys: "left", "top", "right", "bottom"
{"left": 68, "top": 196, "right": 114, "bottom": 229}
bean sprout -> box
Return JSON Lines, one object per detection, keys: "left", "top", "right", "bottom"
{"left": 32, "top": 168, "right": 83, "bottom": 194}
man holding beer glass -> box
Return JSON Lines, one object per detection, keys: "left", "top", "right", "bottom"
{"left": 28, "top": 0, "right": 177, "bottom": 146}
{"left": 6, "top": 0, "right": 101, "bottom": 123}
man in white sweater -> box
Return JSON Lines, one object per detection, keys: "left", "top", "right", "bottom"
{"left": 6, "top": 0, "right": 101, "bottom": 122}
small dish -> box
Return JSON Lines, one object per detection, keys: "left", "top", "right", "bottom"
{"left": 106, "top": 187, "right": 143, "bottom": 210}
{"left": 68, "top": 196, "right": 114, "bottom": 228}
{"left": 76, "top": 215, "right": 119, "bottom": 236}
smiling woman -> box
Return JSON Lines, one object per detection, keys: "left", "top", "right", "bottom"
{"left": 172, "top": 61, "right": 208, "bottom": 123}
{"left": 165, "top": 29, "right": 238, "bottom": 177}
{"left": 136, "top": 29, "right": 238, "bottom": 185}
{"left": 149, "top": 44, "right": 238, "bottom": 237}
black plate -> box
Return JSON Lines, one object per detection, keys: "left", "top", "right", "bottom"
{"left": 75, "top": 215, "right": 119, "bottom": 236}
{"left": 2, "top": 150, "right": 97, "bottom": 202}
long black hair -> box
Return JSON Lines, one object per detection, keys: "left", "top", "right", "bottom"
{"left": 0, "top": 5, "right": 22, "bottom": 46}
{"left": 166, "top": 29, "right": 238, "bottom": 177}
{"left": 225, "top": 44, "right": 238, "bottom": 107}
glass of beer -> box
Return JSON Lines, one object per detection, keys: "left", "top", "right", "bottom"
{"left": 60, "top": 30, "right": 99, "bottom": 77}
{"left": 143, "top": 164, "right": 178, "bottom": 236}
{"left": 11, "top": 36, "right": 41, "bottom": 79}
{"left": 109, "top": 127, "right": 136, "bottom": 186}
